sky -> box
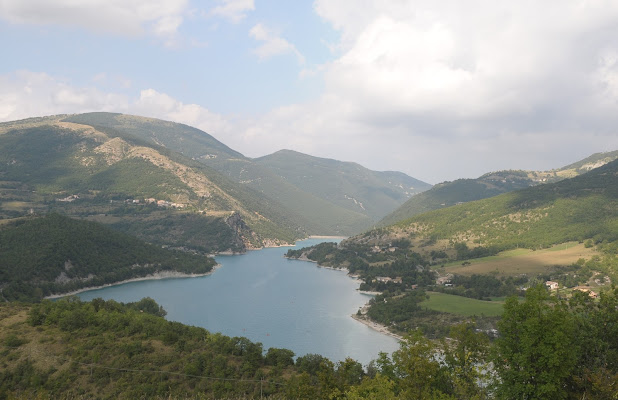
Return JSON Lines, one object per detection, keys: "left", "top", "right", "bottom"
{"left": 1, "top": 0, "right": 618, "bottom": 184}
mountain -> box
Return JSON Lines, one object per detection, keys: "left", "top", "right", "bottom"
{"left": 62, "top": 113, "right": 430, "bottom": 235}
{"left": 0, "top": 115, "right": 306, "bottom": 252}
{"left": 379, "top": 150, "right": 618, "bottom": 226}
{"left": 254, "top": 149, "right": 430, "bottom": 222}
{"left": 0, "top": 214, "right": 216, "bottom": 301}
{"left": 287, "top": 159, "right": 617, "bottom": 306}
{"left": 361, "top": 159, "right": 618, "bottom": 254}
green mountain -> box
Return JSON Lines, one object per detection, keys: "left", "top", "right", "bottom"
{"left": 62, "top": 113, "right": 429, "bottom": 235}
{"left": 0, "top": 116, "right": 305, "bottom": 252}
{"left": 254, "top": 149, "right": 430, "bottom": 222}
{"left": 361, "top": 159, "right": 618, "bottom": 255}
{"left": 0, "top": 214, "right": 216, "bottom": 301}
{"left": 379, "top": 150, "right": 618, "bottom": 226}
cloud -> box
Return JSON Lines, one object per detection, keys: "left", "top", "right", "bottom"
{"left": 209, "top": 0, "right": 254, "bottom": 23}
{"left": 131, "top": 89, "right": 232, "bottom": 136}
{"left": 0, "top": 71, "right": 129, "bottom": 121}
{"left": 272, "top": 0, "right": 618, "bottom": 181}
{"left": 0, "top": 71, "right": 234, "bottom": 146}
{"left": 249, "top": 23, "right": 305, "bottom": 64}
{"left": 4, "top": 0, "right": 618, "bottom": 184}
{"left": 0, "top": 0, "right": 188, "bottom": 41}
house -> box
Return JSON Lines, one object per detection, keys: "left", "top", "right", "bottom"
{"left": 574, "top": 286, "right": 599, "bottom": 299}
{"left": 436, "top": 275, "right": 452, "bottom": 285}
{"left": 545, "top": 281, "right": 559, "bottom": 290}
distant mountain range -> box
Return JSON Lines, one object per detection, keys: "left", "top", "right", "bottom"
{"left": 0, "top": 115, "right": 302, "bottom": 252}
{"left": 0, "top": 113, "right": 431, "bottom": 256}
{"left": 62, "top": 112, "right": 431, "bottom": 235}
{"left": 379, "top": 150, "right": 618, "bottom": 226}
{"left": 354, "top": 158, "right": 618, "bottom": 257}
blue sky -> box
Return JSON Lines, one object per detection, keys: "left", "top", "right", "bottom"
{"left": 1, "top": 0, "right": 618, "bottom": 183}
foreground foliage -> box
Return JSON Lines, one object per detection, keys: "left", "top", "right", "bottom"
{"left": 2, "top": 287, "right": 618, "bottom": 399}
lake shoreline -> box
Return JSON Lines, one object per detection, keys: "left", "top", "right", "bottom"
{"left": 44, "top": 266, "right": 221, "bottom": 299}
{"left": 351, "top": 313, "right": 404, "bottom": 341}
{"left": 67, "top": 238, "right": 399, "bottom": 364}
{"left": 284, "top": 253, "right": 401, "bottom": 342}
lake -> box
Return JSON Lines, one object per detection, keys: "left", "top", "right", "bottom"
{"left": 77, "top": 238, "right": 400, "bottom": 365}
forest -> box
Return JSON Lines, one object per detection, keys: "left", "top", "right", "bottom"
{"left": 0, "top": 214, "right": 215, "bottom": 301}
{"left": 2, "top": 287, "right": 618, "bottom": 399}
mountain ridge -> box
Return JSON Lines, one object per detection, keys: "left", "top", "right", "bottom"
{"left": 61, "top": 112, "right": 430, "bottom": 235}
{"left": 379, "top": 150, "right": 618, "bottom": 226}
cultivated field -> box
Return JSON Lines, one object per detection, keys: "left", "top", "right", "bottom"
{"left": 422, "top": 292, "right": 504, "bottom": 317}
{"left": 438, "top": 242, "right": 597, "bottom": 276}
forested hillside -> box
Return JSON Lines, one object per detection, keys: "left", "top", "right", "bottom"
{"left": 389, "top": 158, "right": 617, "bottom": 252}
{"left": 255, "top": 149, "right": 430, "bottom": 222}
{"left": 0, "top": 214, "right": 216, "bottom": 301}
{"left": 380, "top": 150, "right": 618, "bottom": 226}
{"left": 2, "top": 289, "right": 618, "bottom": 399}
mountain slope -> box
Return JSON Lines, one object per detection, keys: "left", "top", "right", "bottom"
{"left": 379, "top": 151, "right": 618, "bottom": 226}
{"left": 254, "top": 149, "right": 431, "bottom": 221}
{"left": 366, "top": 159, "right": 618, "bottom": 254}
{"left": 0, "top": 214, "right": 216, "bottom": 301}
{"left": 62, "top": 113, "right": 429, "bottom": 235}
{"left": 0, "top": 116, "right": 305, "bottom": 252}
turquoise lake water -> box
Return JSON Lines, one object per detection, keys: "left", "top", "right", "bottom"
{"left": 77, "top": 238, "right": 400, "bottom": 365}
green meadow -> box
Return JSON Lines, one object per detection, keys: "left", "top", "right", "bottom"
{"left": 422, "top": 291, "right": 505, "bottom": 317}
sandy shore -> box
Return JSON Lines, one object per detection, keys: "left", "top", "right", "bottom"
{"left": 352, "top": 313, "right": 404, "bottom": 341}
{"left": 357, "top": 290, "right": 381, "bottom": 295}
{"left": 44, "top": 265, "right": 221, "bottom": 299}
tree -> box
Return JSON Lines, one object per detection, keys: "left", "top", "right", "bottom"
{"left": 442, "top": 322, "right": 489, "bottom": 399}
{"left": 392, "top": 330, "right": 450, "bottom": 398}
{"left": 344, "top": 374, "right": 398, "bottom": 400}
{"left": 265, "top": 348, "right": 295, "bottom": 368}
{"left": 492, "top": 286, "right": 577, "bottom": 399}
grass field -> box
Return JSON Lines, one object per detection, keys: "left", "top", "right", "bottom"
{"left": 1, "top": 201, "right": 33, "bottom": 211}
{"left": 422, "top": 292, "right": 505, "bottom": 317}
{"left": 437, "top": 242, "right": 597, "bottom": 276}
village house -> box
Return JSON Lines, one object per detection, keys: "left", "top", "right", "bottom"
{"left": 374, "top": 276, "right": 403, "bottom": 284}
{"left": 56, "top": 194, "right": 79, "bottom": 202}
{"left": 545, "top": 281, "right": 559, "bottom": 290}
{"left": 574, "top": 286, "right": 599, "bottom": 299}
{"left": 436, "top": 275, "right": 452, "bottom": 285}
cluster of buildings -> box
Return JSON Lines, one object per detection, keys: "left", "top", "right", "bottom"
{"left": 545, "top": 280, "right": 599, "bottom": 298}
{"left": 143, "top": 198, "right": 186, "bottom": 208}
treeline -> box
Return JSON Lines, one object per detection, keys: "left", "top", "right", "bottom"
{"left": 0, "top": 214, "right": 215, "bottom": 301}
{"left": 286, "top": 242, "right": 435, "bottom": 292}
{"left": 434, "top": 274, "right": 528, "bottom": 300}
{"left": 3, "top": 288, "right": 618, "bottom": 398}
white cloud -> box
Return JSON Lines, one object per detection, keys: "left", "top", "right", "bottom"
{"left": 209, "top": 0, "right": 254, "bottom": 23}
{"left": 0, "top": 71, "right": 235, "bottom": 145}
{"left": 258, "top": 0, "right": 618, "bottom": 181}
{"left": 0, "top": 0, "right": 188, "bottom": 41}
{"left": 249, "top": 23, "right": 305, "bottom": 64}
{"left": 131, "top": 89, "right": 232, "bottom": 136}
{"left": 5, "top": 0, "right": 618, "bottom": 185}
{"left": 0, "top": 71, "right": 129, "bottom": 121}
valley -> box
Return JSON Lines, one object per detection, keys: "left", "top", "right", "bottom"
{"left": 0, "top": 113, "right": 617, "bottom": 399}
